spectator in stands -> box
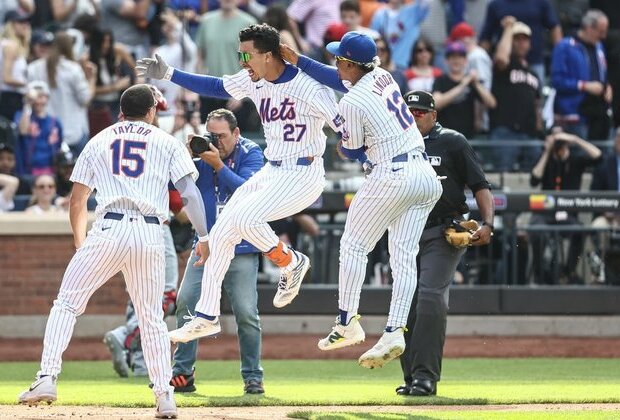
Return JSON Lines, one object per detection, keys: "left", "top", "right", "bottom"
{"left": 371, "top": 0, "right": 431, "bottom": 70}
{"left": 340, "top": 0, "right": 379, "bottom": 39}
{"left": 29, "top": 29, "right": 54, "bottom": 62}
{"left": 167, "top": 0, "right": 207, "bottom": 40}
{"left": 0, "top": 10, "right": 31, "bottom": 122}
{"left": 589, "top": 127, "right": 620, "bottom": 284}
{"left": 419, "top": 0, "right": 448, "bottom": 71}
{"left": 464, "top": 0, "right": 491, "bottom": 35}
{"left": 433, "top": 41, "right": 496, "bottom": 138}
{"left": 529, "top": 127, "right": 602, "bottom": 284}
{"left": 404, "top": 37, "right": 441, "bottom": 92}
{"left": 263, "top": 4, "right": 299, "bottom": 52}
{"left": 100, "top": 0, "right": 151, "bottom": 59}
{"left": 53, "top": 146, "right": 74, "bottom": 195}
{"left": 0, "top": 143, "right": 31, "bottom": 195}
{"left": 375, "top": 35, "right": 408, "bottom": 93}
{"left": 27, "top": 31, "right": 96, "bottom": 156}
{"left": 287, "top": 0, "right": 340, "bottom": 59}
{"left": 25, "top": 173, "right": 63, "bottom": 213}
{"left": 551, "top": 9, "right": 611, "bottom": 141}
{"left": 88, "top": 28, "right": 133, "bottom": 136}
{"left": 0, "top": 2, "right": 34, "bottom": 28}
{"left": 14, "top": 81, "right": 63, "bottom": 176}
{"left": 0, "top": 172, "right": 19, "bottom": 212}
{"left": 195, "top": 0, "right": 256, "bottom": 125}
{"left": 50, "top": 0, "right": 99, "bottom": 28}
{"left": 490, "top": 19, "right": 541, "bottom": 171}
{"left": 479, "top": 0, "right": 562, "bottom": 83}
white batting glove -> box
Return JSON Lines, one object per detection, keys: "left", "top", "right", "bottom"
{"left": 135, "top": 53, "right": 172, "bottom": 80}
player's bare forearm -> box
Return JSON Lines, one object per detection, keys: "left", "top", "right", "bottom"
{"left": 69, "top": 183, "right": 92, "bottom": 249}
{"left": 474, "top": 188, "right": 494, "bottom": 227}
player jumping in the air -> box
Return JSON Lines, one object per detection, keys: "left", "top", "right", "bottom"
{"left": 135, "top": 24, "right": 344, "bottom": 343}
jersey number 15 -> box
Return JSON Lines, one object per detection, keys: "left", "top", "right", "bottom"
{"left": 111, "top": 139, "right": 146, "bottom": 177}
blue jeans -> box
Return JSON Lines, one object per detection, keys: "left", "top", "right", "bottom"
{"left": 490, "top": 126, "right": 541, "bottom": 172}
{"left": 173, "top": 251, "right": 262, "bottom": 382}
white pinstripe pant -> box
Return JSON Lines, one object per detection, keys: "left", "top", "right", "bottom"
{"left": 195, "top": 158, "right": 325, "bottom": 316}
{"left": 339, "top": 154, "right": 442, "bottom": 327}
{"left": 39, "top": 213, "right": 173, "bottom": 396}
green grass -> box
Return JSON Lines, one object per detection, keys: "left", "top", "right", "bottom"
{"left": 288, "top": 411, "right": 620, "bottom": 420}
{"left": 0, "top": 359, "right": 619, "bottom": 407}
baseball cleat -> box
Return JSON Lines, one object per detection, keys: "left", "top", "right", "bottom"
{"left": 103, "top": 330, "right": 129, "bottom": 378}
{"left": 18, "top": 375, "right": 57, "bottom": 406}
{"left": 318, "top": 315, "right": 365, "bottom": 350}
{"left": 273, "top": 250, "right": 310, "bottom": 308}
{"left": 155, "top": 391, "right": 177, "bottom": 419}
{"left": 169, "top": 316, "right": 220, "bottom": 343}
{"left": 358, "top": 327, "right": 406, "bottom": 369}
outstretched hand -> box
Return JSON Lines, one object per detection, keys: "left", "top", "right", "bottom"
{"left": 135, "top": 53, "right": 170, "bottom": 80}
{"left": 194, "top": 241, "right": 210, "bottom": 267}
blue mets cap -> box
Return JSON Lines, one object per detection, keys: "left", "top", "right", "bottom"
{"left": 326, "top": 31, "right": 377, "bottom": 64}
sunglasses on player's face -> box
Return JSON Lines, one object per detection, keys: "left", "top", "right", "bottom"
{"left": 238, "top": 50, "right": 266, "bottom": 63}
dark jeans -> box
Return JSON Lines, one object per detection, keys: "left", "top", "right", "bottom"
{"left": 489, "top": 126, "right": 540, "bottom": 172}
{"left": 0, "top": 91, "right": 23, "bottom": 122}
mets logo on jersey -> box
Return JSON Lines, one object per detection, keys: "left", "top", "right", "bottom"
{"left": 429, "top": 156, "right": 441, "bottom": 166}
{"left": 333, "top": 114, "right": 344, "bottom": 128}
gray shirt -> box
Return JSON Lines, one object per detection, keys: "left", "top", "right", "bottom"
{"left": 101, "top": 0, "right": 149, "bottom": 52}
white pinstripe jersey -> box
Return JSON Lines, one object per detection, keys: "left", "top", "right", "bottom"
{"left": 70, "top": 120, "right": 198, "bottom": 221}
{"left": 223, "top": 67, "right": 342, "bottom": 161}
{"left": 340, "top": 67, "right": 425, "bottom": 164}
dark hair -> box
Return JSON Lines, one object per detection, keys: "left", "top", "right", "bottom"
{"left": 120, "top": 84, "right": 155, "bottom": 119}
{"left": 239, "top": 24, "right": 281, "bottom": 58}
{"left": 263, "top": 4, "right": 291, "bottom": 32}
{"left": 340, "top": 0, "right": 360, "bottom": 14}
{"left": 410, "top": 37, "right": 434, "bottom": 67}
{"left": 73, "top": 13, "right": 99, "bottom": 36}
{"left": 90, "top": 28, "right": 115, "bottom": 87}
{"left": 207, "top": 108, "right": 238, "bottom": 132}
{"left": 46, "top": 32, "right": 74, "bottom": 89}
{"left": 374, "top": 35, "right": 391, "bottom": 66}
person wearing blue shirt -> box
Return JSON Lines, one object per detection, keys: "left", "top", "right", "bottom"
{"left": 171, "top": 109, "right": 266, "bottom": 395}
{"left": 370, "top": 0, "right": 431, "bottom": 70}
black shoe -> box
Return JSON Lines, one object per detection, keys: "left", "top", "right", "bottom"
{"left": 244, "top": 379, "right": 265, "bottom": 394}
{"left": 170, "top": 370, "right": 196, "bottom": 393}
{"left": 395, "top": 383, "right": 411, "bottom": 396}
{"left": 409, "top": 378, "right": 436, "bottom": 396}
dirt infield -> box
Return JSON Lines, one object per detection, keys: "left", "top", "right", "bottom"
{"left": 2, "top": 404, "right": 620, "bottom": 419}
{"left": 3, "top": 335, "right": 620, "bottom": 361}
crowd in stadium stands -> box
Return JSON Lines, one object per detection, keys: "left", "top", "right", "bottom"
{"left": 0, "top": 0, "right": 619, "bottom": 284}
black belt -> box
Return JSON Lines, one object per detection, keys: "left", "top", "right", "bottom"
{"left": 269, "top": 156, "right": 315, "bottom": 166}
{"left": 424, "top": 216, "right": 459, "bottom": 230}
{"left": 104, "top": 212, "right": 160, "bottom": 225}
{"left": 392, "top": 152, "right": 428, "bottom": 162}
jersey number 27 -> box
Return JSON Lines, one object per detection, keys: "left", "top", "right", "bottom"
{"left": 111, "top": 139, "right": 146, "bottom": 177}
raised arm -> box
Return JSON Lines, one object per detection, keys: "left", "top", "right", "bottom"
{"left": 135, "top": 54, "right": 232, "bottom": 99}
{"left": 280, "top": 44, "right": 348, "bottom": 93}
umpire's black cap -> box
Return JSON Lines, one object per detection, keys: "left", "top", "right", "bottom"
{"left": 404, "top": 90, "right": 435, "bottom": 111}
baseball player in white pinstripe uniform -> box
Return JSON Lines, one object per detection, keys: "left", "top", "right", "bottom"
{"left": 281, "top": 32, "right": 442, "bottom": 368}
{"left": 18, "top": 85, "right": 210, "bottom": 419}
{"left": 135, "top": 24, "right": 343, "bottom": 343}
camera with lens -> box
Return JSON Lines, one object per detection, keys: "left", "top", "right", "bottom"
{"left": 189, "top": 133, "right": 218, "bottom": 155}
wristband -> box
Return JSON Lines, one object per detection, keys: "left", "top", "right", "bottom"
{"left": 164, "top": 66, "right": 174, "bottom": 81}
{"left": 198, "top": 234, "right": 209, "bottom": 243}
{"left": 481, "top": 221, "right": 494, "bottom": 231}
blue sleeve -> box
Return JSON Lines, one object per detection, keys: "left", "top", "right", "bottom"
{"left": 542, "top": 0, "right": 559, "bottom": 28}
{"left": 297, "top": 56, "right": 348, "bottom": 93}
{"left": 551, "top": 42, "right": 580, "bottom": 93}
{"left": 448, "top": 0, "right": 464, "bottom": 25}
{"left": 170, "top": 69, "right": 232, "bottom": 99}
{"left": 217, "top": 147, "right": 264, "bottom": 192}
{"left": 338, "top": 142, "right": 367, "bottom": 162}
{"left": 479, "top": 3, "right": 496, "bottom": 42}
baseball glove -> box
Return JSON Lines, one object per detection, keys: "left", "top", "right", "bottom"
{"left": 444, "top": 220, "right": 480, "bottom": 249}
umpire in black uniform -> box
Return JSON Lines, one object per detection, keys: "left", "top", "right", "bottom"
{"left": 397, "top": 91, "right": 495, "bottom": 396}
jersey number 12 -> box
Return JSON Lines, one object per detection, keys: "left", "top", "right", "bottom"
{"left": 386, "top": 91, "right": 414, "bottom": 130}
{"left": 111, "top": 139, "right": 146, "bottom": 177}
